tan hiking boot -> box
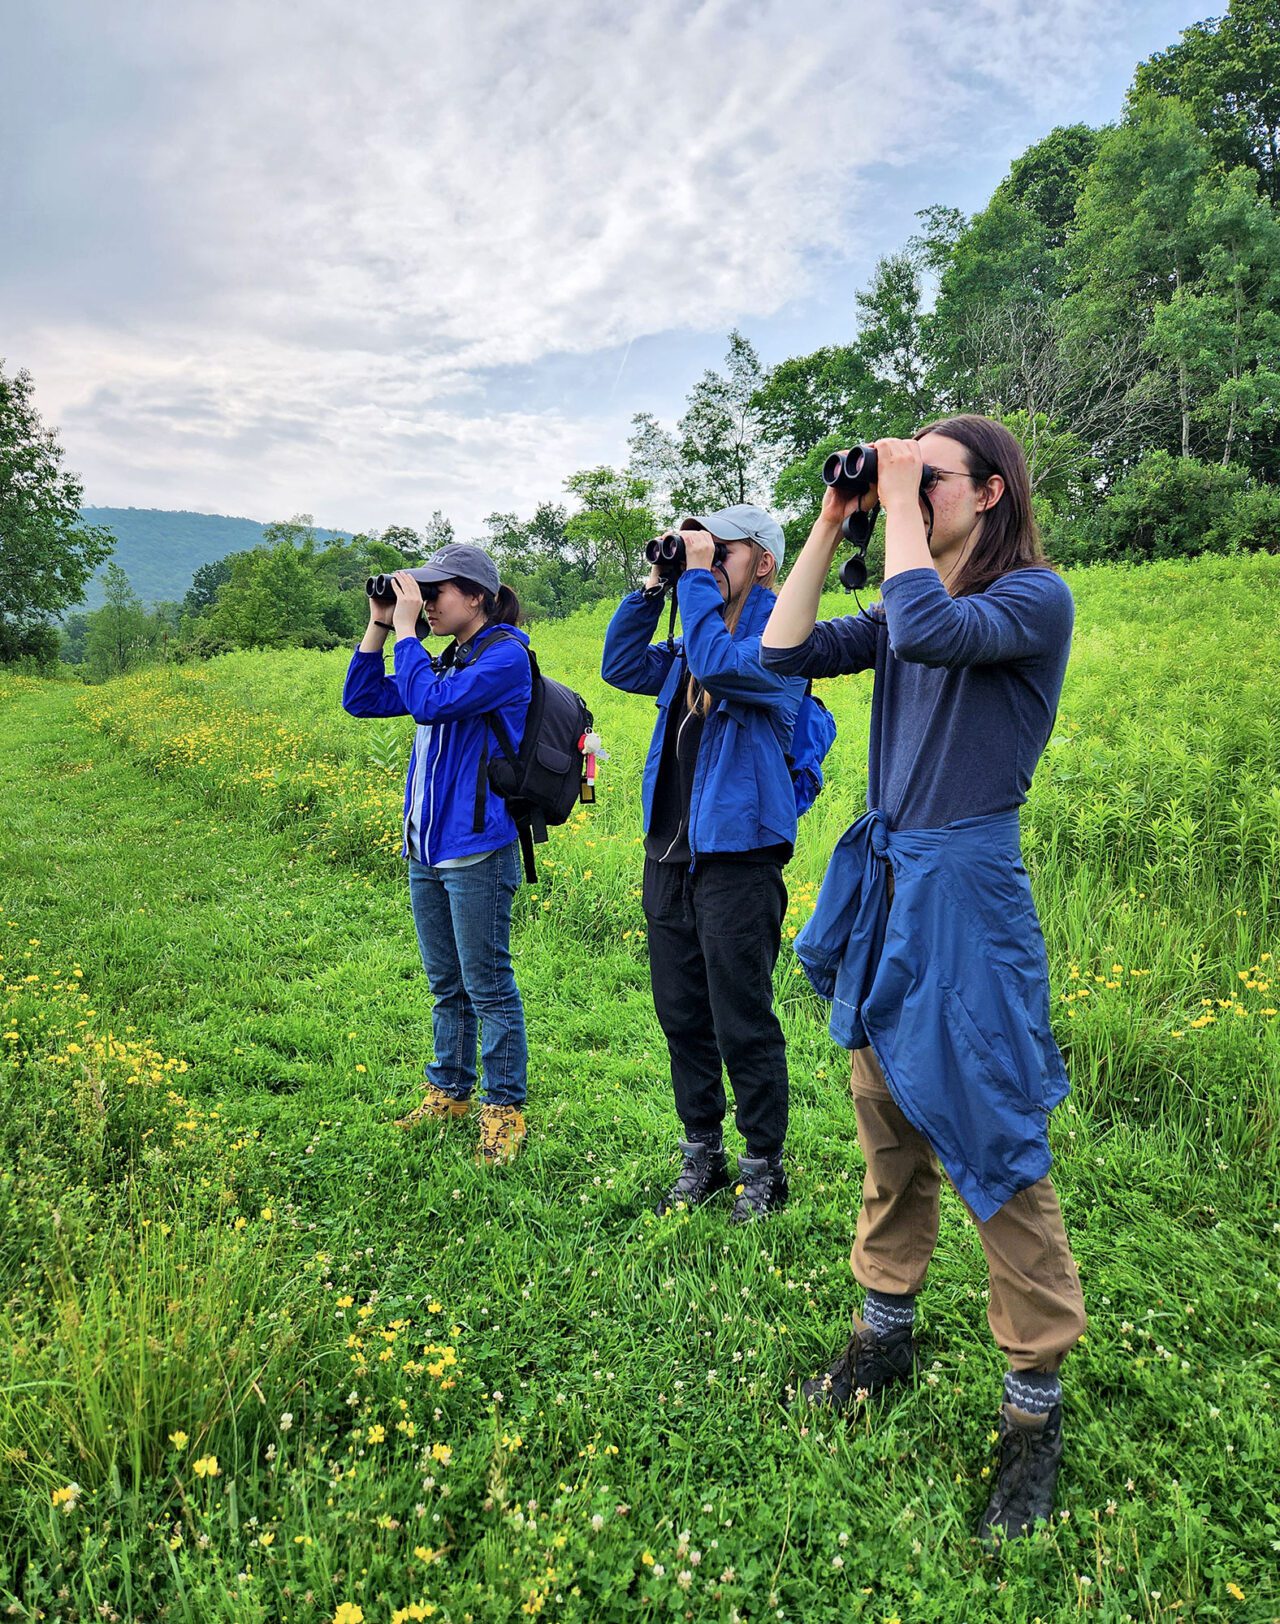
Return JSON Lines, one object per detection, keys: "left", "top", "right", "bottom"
{"left": 476, "top": 1104, "right": 526, "bottom": 1166}
{"left": 394, "top": 1085, "right": 471, "bottom": 1130}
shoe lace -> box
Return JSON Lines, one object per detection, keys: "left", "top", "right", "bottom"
{"left": 672, "top": 1149, "right": 716, "bottom": 1198}
{"left": 479, "top": 1109, "right": 509, "bottom": 1152}
{"left": 993, "top": 1423, "right": 1037, "bottom": 1502}
{"left": 733, "top": 1164, "right": 774, "bottom": 1208}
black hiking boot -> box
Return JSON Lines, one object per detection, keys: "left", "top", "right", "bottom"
{"left": 796, "top": 1323, "right": 919, "bottom": 1411}
{"left": 728, "top": 1155, "right": 789, "bottom": 1224}
{"left": 978, "top": 1404, "right": 1064, "bottom": 1546}
{"left": 654, "top": 1139, "right": 731, "bottom": 1216}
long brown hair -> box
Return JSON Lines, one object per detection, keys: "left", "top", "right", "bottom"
{"left": 912, "top": 414, "right": 1051, "bottom": 597}
{"left": 685, "top": 543, "right": 775, "bottom": 716}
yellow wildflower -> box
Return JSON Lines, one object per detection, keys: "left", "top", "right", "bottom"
{"left": 192, "top": 1455, "right": 220, "bottom": 1478}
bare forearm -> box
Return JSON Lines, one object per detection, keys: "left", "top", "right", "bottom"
{"left": 762, "top": 516, "right": 842, "bottom": 648}
{"left": 882, "top": 502, "right": 934, "bottom": 583}
{"left": 358, "top": 618, "right": 393, "bottom": 655}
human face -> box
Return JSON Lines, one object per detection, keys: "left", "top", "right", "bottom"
{"left": 713, "top": 537, "right": 773, "bottom": 604}
{"left": 422, "top": 579, "right": 487, "bottom": 641}
{"left": 914, "top": 432, "right": 1003, "bottom": 570}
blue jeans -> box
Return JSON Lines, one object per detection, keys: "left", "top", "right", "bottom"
{"left": 407, "top": 844, "right": 527, "bottom": 1107}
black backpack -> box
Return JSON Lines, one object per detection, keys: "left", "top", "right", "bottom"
{"left": 471, "top": 629, "right": 593, "bottom": 883}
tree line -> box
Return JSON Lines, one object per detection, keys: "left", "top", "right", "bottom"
{"left": 3, "top": 0, "right": 1277, "bottom": 676}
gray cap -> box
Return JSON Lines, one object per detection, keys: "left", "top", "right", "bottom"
{"left": 681, "top": 503, "right": 785, "bottom": 566}
{"left": 410, "top": 543, "right": 500, "bottom": 596}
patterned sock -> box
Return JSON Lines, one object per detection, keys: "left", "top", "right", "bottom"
{"left": 861, "top": 1289, "right": 916, "bottom": 1339}
{"left": 1004, "top": 1369, "right": 1063, "bottom": 1417}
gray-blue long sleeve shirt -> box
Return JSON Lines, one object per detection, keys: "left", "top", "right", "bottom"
{"left": 759, "top": 565, "right": 1074, "bottom": 830}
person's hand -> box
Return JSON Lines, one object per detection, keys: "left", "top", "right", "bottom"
{"left": 680, "top": 526, "right": 717, "bottom": 573}
{"left": 391, "top": 570, "right": 425, "bottom": 637}
{"left": 871, "top": 438, "right": 924, "bottom": 513}
{"left": 819, "top": 476, "right": 871, "bottom": 532}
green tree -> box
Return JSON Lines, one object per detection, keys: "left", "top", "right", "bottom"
{"left": 562, "top": 467, "right": 655, "bottom": 594}
{"left": 422, "top": 510, "right": 454, "bottom": 553}
{"left": 0, "top": 362, "right": 114, "bottom": 665}
{"left": 59, "top": 612, "right": 90, "bottom": 666}
{"left": 852, "top": 252, "right": 939, "bottom": 432}
{"left": 84, "top": 563, "right": 161, "bottom": 681}
{"left": 1133, "top": 0, "right": 1280, "bottom": 205}
{"left": 206, "top": 541, "right": 330, "bottom": 649}
{"left": 1071, "top": 95, "right": 1215, "bottom": 458}
{"left": 379, "top": 524, "right": 424, "bottom": 559}
{"left": 482, "top": 502, "right": 590, "bottom": 620}
{"left": 629, "top": 330, "right": 772, "bottom": 518}
{"left": 752, "top": 345, "right": 881, "bottom": 465}
{"left": 1149, "top": 163, "right": 1280, "bottom": 466}
{"left": 1002, "top": 124, "right": 1101, "bottom": 249}
{"left": 183, "top": 557, "right": 233, "bottom": 617}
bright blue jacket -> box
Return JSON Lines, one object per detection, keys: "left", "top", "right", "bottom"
{"left": 600, "top": 572, "right": 806, "bottom": 858}
{"left": 342, "top": 626, "right": 532, "bottom": 865}
{"left": 794, "top": 808, "right": 1068, "bottom": 1220}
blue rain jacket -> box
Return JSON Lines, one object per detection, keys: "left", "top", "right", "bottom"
{"left": 342, "top": 625, "right": 532, "bottom": 864}
{"left": 794, "top": 807, "right": 1068, "bottom": 1220}
{"left": 601, "top": 572, "right": 806, "bottom": 858}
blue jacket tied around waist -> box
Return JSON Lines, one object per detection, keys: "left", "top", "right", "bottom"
{"left": 794, "top": 808, "right": 1069, "bottom": 1221}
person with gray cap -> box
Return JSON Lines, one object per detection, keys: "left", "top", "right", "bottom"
{"left": 601, "top": 504, "right": 807, "bottom": 1221}
{"left": 342, "top": 543, "right": 533, "bottom": 1167}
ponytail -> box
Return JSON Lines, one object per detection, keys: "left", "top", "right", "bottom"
{"left": 453, "top": 575, "right": 523, "bottom": 627}
{"left": 487, "top": 583, "right": 522, "bottom": 626}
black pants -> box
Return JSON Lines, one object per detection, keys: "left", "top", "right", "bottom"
{"left": 642, "top": 856, "right": 789, "bottom": 1159}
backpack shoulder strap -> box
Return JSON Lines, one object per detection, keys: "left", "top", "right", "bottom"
{"left": 473, "top": 627, "right": 535, "bottom": 764}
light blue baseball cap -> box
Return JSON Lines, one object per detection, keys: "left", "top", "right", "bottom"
{"left": 680, "top": 504, "right": 785, "bottom": 566}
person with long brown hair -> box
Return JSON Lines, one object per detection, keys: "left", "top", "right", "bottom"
{"left": 761, "top": 415, "right": 1085, "bottom": 1543}
{"left": 602, "top": 505, "right": 806, "bottom": 1223}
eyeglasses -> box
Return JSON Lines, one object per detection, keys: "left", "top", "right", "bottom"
{"left": 920, "top": 466, "right": 984, "bottom": 494}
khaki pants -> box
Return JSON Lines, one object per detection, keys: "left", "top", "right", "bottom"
{"left": 849, "top": 1045, "right": 1086, "bottom": 1373}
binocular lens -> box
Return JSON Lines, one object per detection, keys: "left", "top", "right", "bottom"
{"left": 822, "top": 445, "right": 877, "bottom": 494}
{"left": 365, "top": 575, "right": 441, "bottom": 605}
{"left": 644, "top": 532, "right": 684, "bottom": 563}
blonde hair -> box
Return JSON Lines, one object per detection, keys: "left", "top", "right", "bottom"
{"left": 685, "top": 543, "right": 776, "bottom": 717}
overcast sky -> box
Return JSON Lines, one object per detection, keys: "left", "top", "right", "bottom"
{"left": 3, "top": 0, "right": 1211, "bottom": 539}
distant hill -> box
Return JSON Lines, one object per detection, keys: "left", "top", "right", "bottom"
{"left": 76, "top": 508, "right": 356, "bottom": 609}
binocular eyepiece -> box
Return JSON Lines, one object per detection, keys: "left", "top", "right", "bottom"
{"left": 366, "top": 574, "right": 442, "bottom": 607}
{"left": 644, "top": 531, "right": 728, "bottom": 580}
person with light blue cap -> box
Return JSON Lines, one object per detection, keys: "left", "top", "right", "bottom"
{"left": 602, "top": 503, "right": 807, "bottom": 1222}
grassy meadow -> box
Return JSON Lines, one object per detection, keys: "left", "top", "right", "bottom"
{"left": 2, "top": 554, "right": 1279, "bottom": 1624}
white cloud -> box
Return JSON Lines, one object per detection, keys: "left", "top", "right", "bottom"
{"left": 7, "top": 0, "right": 1163, "bottom": 534}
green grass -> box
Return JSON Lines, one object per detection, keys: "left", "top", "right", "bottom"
{"left": 1, "top": 555, "right": 1279, "bottom": 1623}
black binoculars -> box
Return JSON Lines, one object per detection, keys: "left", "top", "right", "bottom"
{"left": 822, "top": 444, "right": 938, "bottom": 503}
{"left": 366, "top": 574, "right": 442, "bottom": 607}
{"left": 821, "top": 442, "right": 939, "bottom": 591}
{"left": 644, "top": 530, "right": 728, "bottom": 581}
